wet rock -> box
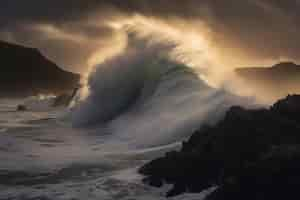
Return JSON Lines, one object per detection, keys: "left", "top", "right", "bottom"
{"left": 17, "top": 104, "right": 27, "bottom": 111}
{"left": 142, "top": 177, "right": 163, "bottom": 187}
{"left": 207, "top": 145, "right": 300, "bottom": 200}
{"left": 140, "top": 95, "right": 300, "bottom": 198}
{"left": 52, "top": 86, "right": 79, "bottom": 107}
{"left": 52, "top": 93, "right": 72, "bottom": 107}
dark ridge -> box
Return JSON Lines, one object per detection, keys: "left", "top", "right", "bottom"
{"left": 236, "top": 62, "right": 300, "bottom": 76}
{"left": 140, "top": 95, "right": 300, "bottom": 199}
{"left": 0, "top": 40, "right": 80, "bottom": 97}
{"left": 235, "top": 62, "right": 300, "bottom": 101}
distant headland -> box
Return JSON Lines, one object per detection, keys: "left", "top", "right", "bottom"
{"left": 235, "top": 62, "right": 300, "bottom": 101}
{"left": 0, "top": 40, "right": 80, "bottom": 97}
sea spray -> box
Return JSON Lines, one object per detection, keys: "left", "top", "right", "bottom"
{"left": 72, "top": 34, "right": 254, "bottom": 148}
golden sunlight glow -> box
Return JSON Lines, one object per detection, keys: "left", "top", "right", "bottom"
{"left": 87, "top": 31, "right": 127, "bottom": 72}
{"left": 88, "top": 15, "right": 223, "bottom": 87}
{"left": 82, "top": 14, "right": 260, "bottom": 98}
{"left": 31, "top": 24, "right": 88, "bottom": 43}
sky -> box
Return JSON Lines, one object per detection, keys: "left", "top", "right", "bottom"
{"left": 1, "top": 0, "right": 300, "bottom": 73}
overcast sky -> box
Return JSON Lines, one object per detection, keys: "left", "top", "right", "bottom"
{"left": 1, "top": 0, "right": 300, "bottom": 73}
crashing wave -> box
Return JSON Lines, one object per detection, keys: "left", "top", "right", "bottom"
{"left": 72, "top": 35, "right": 254, "bottom": 148}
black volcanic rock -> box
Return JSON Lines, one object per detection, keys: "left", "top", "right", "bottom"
{"left": 139, "top": 95, "right": 300, "bottom": 199}
{"left": 0, "top": 41, "right": 80, "bottom": 97}
{"left": 52, "top": 87, "right": 79, "bottom": 107}
{"left": 235, "top": 62, "right": 300, "bottom": 101}
{"left": 206, "top": 145, "right": 300, "bottom": 200}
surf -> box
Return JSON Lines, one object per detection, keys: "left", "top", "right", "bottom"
{"left": 71, "top": 33, "right": 254, "bottom": 148}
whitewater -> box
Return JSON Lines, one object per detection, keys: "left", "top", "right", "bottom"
{"left": 0, "top": 34, "right": 256, "bottom": 200}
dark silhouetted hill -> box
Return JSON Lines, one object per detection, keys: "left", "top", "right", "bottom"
{"left": 235, "top": 62, "right": 300, "bottom": 101}
{"left": 0, "top": 41, "right": 80, "bottom": 97}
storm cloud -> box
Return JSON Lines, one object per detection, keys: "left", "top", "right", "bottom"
{"left": 1, "top": 0, "right": 300, "bottom": 73}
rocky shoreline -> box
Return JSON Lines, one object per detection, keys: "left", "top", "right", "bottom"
{"left": 139, "top": 95, "right": 300, "bottom": 199}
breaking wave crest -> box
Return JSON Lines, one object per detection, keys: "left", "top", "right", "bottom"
{"left": 72, "top": 35, "right": 253, "bottom": 148}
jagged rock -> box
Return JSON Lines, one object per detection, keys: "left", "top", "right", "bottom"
{"left": 52, "top": 93, "right": 72, "bottom": 107}
{"left": 139, "top": 95, "right": 300, "bottom": 198}
{"left": 207, "top": 145, "right": 300, "bottom": 200}
{"left": 271, "top": 94, "right": 300, "bottom": 122}
{"left": 52, "top": 86, "right": 80, "bottom": 107}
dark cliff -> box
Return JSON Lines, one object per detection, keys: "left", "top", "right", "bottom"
{"left": 0, "top": 41, "right": 80, "bottom": 97}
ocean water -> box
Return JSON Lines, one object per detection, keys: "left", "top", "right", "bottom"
{"left": 0, "top": 37, "right": 256, "bottom": 200}
{"left": 0, "top": 98, "right": 218, "bottom": 200}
